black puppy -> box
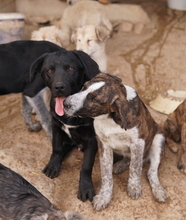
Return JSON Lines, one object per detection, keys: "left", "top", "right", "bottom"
{"left": 0, "top": 40, "right": 65, "bottom": 139}
{"left": 30, "top": 51, "right": 100, "bottom": 202}
{"left": 0, "top": 163, "right": 83, "bottom": 220}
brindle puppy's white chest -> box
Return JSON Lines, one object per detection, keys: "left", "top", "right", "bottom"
{"left": 94, "top": 114, "right": 140, "bottom": 156}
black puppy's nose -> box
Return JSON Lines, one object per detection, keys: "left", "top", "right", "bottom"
{"left": 63, "top": 100, "right": 71, "bottom": 110}
{"left": 55, "top": 83, "right": 65, "bottom": 91}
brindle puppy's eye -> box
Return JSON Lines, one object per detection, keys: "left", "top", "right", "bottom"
{"left": 92, "top": 97, "right": 97, "bottom": 103}
{"left": 47, "top": 69, "right": 53, "bottom": 74}
{"left": 69, "top": 67, "right": 74, "bottom": 71}
{"left": 89, "top": 93, "right": 97, "bottom": 103}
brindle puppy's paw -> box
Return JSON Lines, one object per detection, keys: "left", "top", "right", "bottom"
{"left": 113, "top": 157, "right": 130, "bottom": 174}
{"left": 127, "top": 183, "right": 142, "bottom": 200}
{"left": 166, "top": 137, "right": 180, "bottom": 153}
{"left": 42, "top": 155, "right": 62, "bottom": 178}
{"left": 177, "top": 164, "right": 186, "bottom": 173}
{"left": 152, "top": 185, "right": 167, "bottom": 202}
{"left": 177, "top": 156, "right": 186, "bottom": 174}
{"left": 26, "top": 122, "right": 42, "bottom": 132}
{"left": 93, "top": 195, "right": 110, "bottom": 211}
{"left": 177, "top": 162, "right": 186, "bottom": 174}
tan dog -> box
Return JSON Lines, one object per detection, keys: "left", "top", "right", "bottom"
{"left": 31, "top": 26, "right": 65, "bottom": 47}
{"left": 60, "top": 1, "right": 112, "bottom": 48}
{"left": 71, "top": 25, "right": 110, "bottom": 72}
{"left": 164, "top": 99, "right": 186, "bottom": 173}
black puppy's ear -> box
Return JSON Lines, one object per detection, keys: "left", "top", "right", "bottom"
{"left": 29, "top": 53, "right": 48, "bottom": 82}
{"left": 72, "top": 50, "right": 100, "bottom": 80}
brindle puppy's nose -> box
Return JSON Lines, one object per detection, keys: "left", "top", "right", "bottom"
{"left": 55, "top": 83, "right": 65, "bottom": 91}
{"left": 63, "top": 100, "right": 71, "bottom": 110}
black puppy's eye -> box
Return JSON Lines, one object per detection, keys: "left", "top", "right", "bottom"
{"left": 69, "top": 67, "right": 74, "bottom": 71}
{"left": 47, "top": 69, "right": 53, "bottom": 74}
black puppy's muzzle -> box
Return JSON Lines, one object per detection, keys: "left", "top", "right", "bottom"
{"left": 55, "top": 83, "right": 65, "bottom": 92}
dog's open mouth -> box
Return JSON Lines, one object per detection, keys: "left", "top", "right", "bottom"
{"left": 55, "top": 97, "right": 66, "bottom": 116}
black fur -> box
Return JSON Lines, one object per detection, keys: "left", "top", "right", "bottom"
{"left": 0, "top": 40, "right": 66, "bottom": 139}
{"left": 30, "top": 50, "right": 100, "bottom": 202}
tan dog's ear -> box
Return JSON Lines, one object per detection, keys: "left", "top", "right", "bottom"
{"left": 71, "top": 29, "right": 78, "bottom": 43}
{"left": 95, "top": 26, "right": 110, "bottom": 42}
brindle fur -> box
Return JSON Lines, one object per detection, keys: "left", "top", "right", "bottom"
{"left": 64, "top": 73, "right": 167, "bottom": 210}
{"left": 164, "top": 99, "right": 186, "bottom": 173}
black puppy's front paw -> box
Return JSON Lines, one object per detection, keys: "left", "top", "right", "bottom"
{"left": 42, "top": 155, "right": 62, "bottom": 178}
{"left": 78, "top": 180, "right": 95, "bottom": 202}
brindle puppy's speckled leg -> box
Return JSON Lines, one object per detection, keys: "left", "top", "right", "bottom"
{"left": 93, "top": 140, "right": 113, "bottom": 211}
{"left": 147, "top": 134, "right": 166, "bottom": 202}
{"left": 127, "top": 140, "right": 144, "bottom": 200}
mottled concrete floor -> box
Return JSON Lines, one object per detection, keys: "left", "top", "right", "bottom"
{"left": 0, "top": 1, "right": 186, "bottom": 219}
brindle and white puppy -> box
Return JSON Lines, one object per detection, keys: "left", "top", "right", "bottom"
{"left": 164, "top": 99, "right": 186, "bottom": 173}
{"left": 63, "top": 73, "right": 167, "bottom": 211}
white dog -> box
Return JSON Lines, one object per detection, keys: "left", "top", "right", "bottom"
{"left": 60, "top": 0, "right": 112, "bottom": 48}
{"left": 71, "top": 25, "right": 110, "bottom": 72}
{"left": 31, "top": 26, "right": 65, "bottom": 47}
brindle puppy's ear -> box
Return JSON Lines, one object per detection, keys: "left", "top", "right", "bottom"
{"left": 105, "top": 73, "right": 122, "bottom": 82}
{"left": 112, "top": 99, "right": 133, "bottom": 130}
{"left": 111, "top": 96, "right": 139, "bottom": 130}
{"left": 29, "top": 53, "right": 48, "bottom": 82}
{"left": 72, "top": 50, "right": 100, "bottom": 80}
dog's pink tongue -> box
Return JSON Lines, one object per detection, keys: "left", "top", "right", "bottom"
{"left": 55, "top": 97, "right": 66, "bottom": 116}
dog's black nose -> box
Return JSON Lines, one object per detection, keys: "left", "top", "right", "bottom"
{"left": 55, "top": 83, "right": 65, "bottom": 91}
{"left": 63, "top": 100, "right": 71, "bottom": 110}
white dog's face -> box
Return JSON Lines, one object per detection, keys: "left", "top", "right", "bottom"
{"left": 71, "top": 25, "right": 110, "bottom": 56}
